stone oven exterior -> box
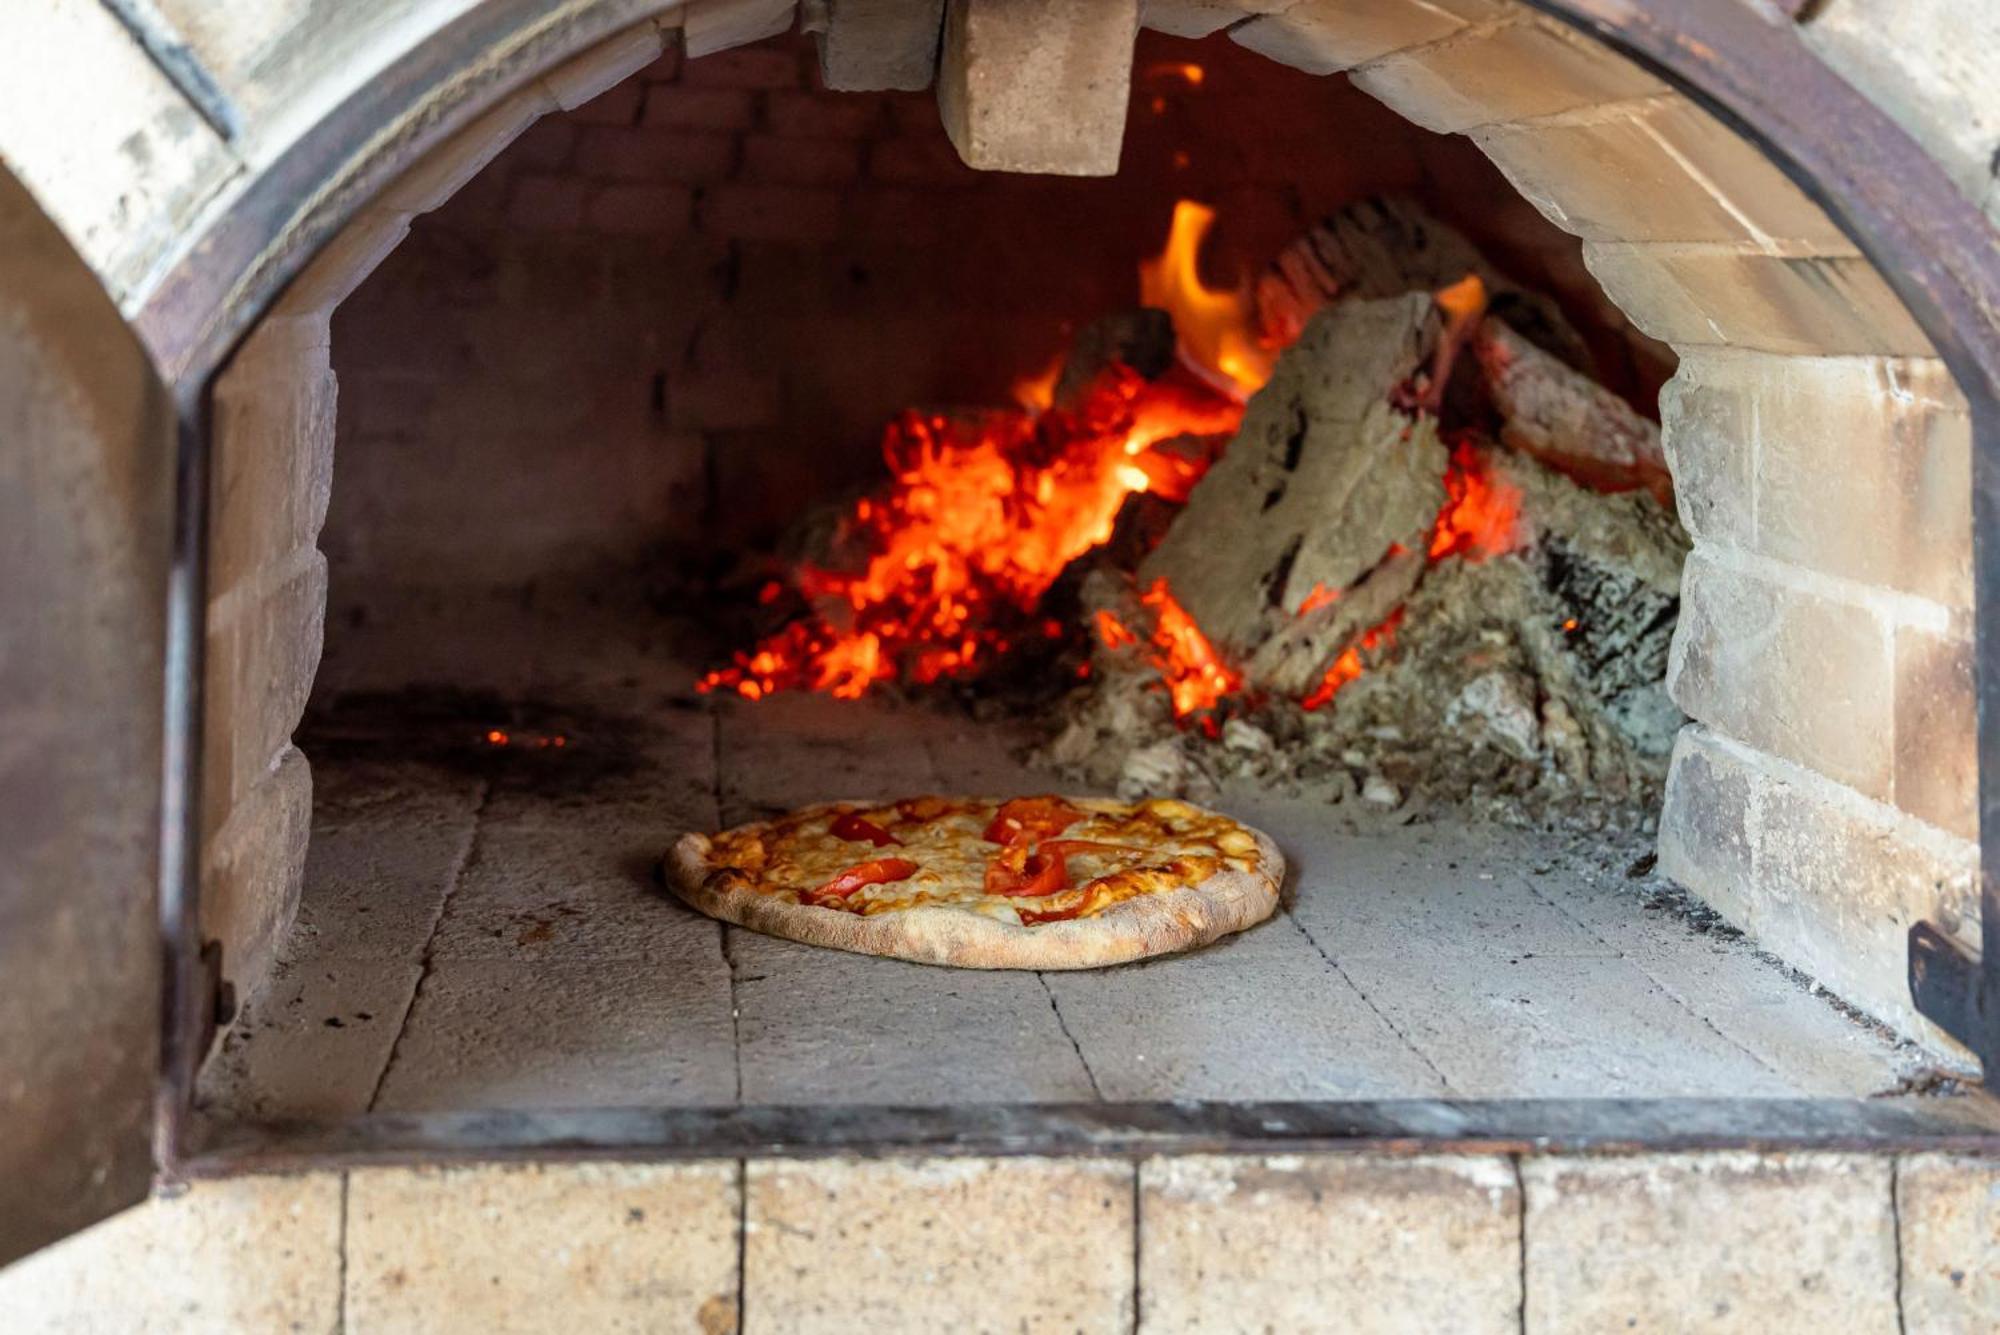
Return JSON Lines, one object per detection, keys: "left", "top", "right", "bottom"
{"left": 3, "top": 0, "right": 1999, "bottom": 1325}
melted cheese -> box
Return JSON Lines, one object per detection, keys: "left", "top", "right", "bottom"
{"left": 707, "top": 797, "right": 1260, "bottom": 925}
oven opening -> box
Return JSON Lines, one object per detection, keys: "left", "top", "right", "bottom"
{"left": 187, "top": 24, "right": 1982, "bottom": 1156}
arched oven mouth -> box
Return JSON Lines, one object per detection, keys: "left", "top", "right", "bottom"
{"left": 127, "top": 2, "right": 2000, "bottom": 1175}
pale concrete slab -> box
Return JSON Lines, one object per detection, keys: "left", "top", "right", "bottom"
{"left": 1140, "top": 1154, "right": 1521, "bottom": 1333}
{"left": 1338, "top": 950, "right": 1798, "bottom": 1097}
{"left": 745, "top": 1157, "right": 1134, "bottom": 1332}
{"left": 288, "top": 760, "right": 482, "bottom": 961}
{"left": 1272, "top": 810, "right": 1617, "bottom": 959}
{"left": 0, "top": 1176, "right": 342, "bottom": 1334}
{"left": 1896, "top": 1151, "right": 2000, "bottom": 1332}
{"left": 1518, "top": 838, "right": 1926, "bottom": 1095}
{"left": 732, "top": 927, "right": 1097, "bottom": 1104}
{"left": 198, "top": 956, "right": 414, "bottom": 1121}
{"left": 1523, "top": 1153, "right": 1898, "bottom": 1332}
{"left": 427, "top": 805, "right": 723, "bottom": 964}
{"left": 372, "top": 956, "right": 736, "bottom": 1110}
{"left": 346, "top": 1162, "right": 739, "bottom": 1334}
{"left": 1043, "top": 914, "right": 1448, "bottom": 1100}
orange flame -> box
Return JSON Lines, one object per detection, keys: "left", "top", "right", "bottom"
{"left": 1095, "top": 608, "right": 1138, "bottom": 649}
{"left": 1140, "top": 201, "right": 1274, "bottom": 400}
{"left": 697, "top": 367, "right": 1243, "bottom": 703}
{"left": 1012, "top": 355, "right": 1063, "bottom": 414}
{"left": 1301, "top": 611, "right": 1402, "bottom": 711}
{"left": 1139, "top": 578, "right": 1243, "bottom": 720}
{"left": 1296, "top": 582, "right": 1341, "bottom": 618}
{"left": 1429, "top": 441, "right": 1523, "bottom": 561}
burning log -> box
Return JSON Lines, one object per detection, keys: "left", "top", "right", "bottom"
{"left": 1054, "top": 308, "right": 1176, "bottom": 409}
{"left": 1471, "top": 317, "right": 1671, "bottom": 502}
{"left": 1253, "top": 196, "right": 1590, "bottom": 372}
{"left": 1139, "top": 292, "right": 1449, "bottom": 665}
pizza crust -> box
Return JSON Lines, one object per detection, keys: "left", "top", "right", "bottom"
{"left": 664, "top": 801, "right": 1285, "bottom": 970}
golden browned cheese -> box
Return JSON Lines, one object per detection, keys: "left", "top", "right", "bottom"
{"left": 705, "top": 797, "right": 1258, "bottom": 926}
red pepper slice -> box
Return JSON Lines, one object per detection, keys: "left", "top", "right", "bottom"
{"left": 983, "top": 842, "right": 1070, "bottom": 898}
{"left": 801, "top": 857, "right": 919, "bottom": 908}
{"left": 831, "top": 811, "right": 901, "bottom": 847}
{"left": 983, "top": 796, "right": 1085, "bottom": 846}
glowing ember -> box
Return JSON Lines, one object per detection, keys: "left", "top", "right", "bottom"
{"left": 1012, "top": 355, "right": 1062, "bottom": 414}
{"left": 1429, "top": 441, "right": 1524, "bottom": 561}
{"left": 1296, "top": 582, "right": 1341, "bottom": 617}
{"left": 698, "top": 365, "right": 1242, "bottom": 702}
{"left": 1138, "top": 578, "right": 1243, "bottom": 722}
{"left": 1139, "top": 200, "right": 1275, "bottom": 400}
{"left": 1095, "top": 608, "right": 1138, "bottom": 649}
{"left": 1301, "top": 612, "right": 1402, "bottom": 712}
{"left": 702, "top": 190, "right": 1539, "bottom": 729}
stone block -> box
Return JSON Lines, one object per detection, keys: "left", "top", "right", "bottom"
{"left": 818, "top": 0, "right": 947, "bottom": 90}
{"left": 1583, "top": 242, "right": 1936, "bottom": 357}
{"left": 1804, "top": 0, "right": 2000, "bottom": 228}
{"left": 346, "top": 1163, "right": 739, "bottom": 1332}
{"left": 0, "top": 1175, "right": 341, "bottom": 1333}
{"left": 202, "top": 547, "right": 328, "bottom": 837}
{"left": 1523, "top": 1153, "right": 1898, "bottom": 1332}
{"left": 1656, "top": 355, "right": 1755, "bottom": 551}
{"left": 1231, "top": 0, "right": 1467, "bottom": 76}
{"left": 1142, "top": 0, "right": 1293, "bottom": 40}
{"left": 1351, "top": 17, "right": 1663, "bottom": 133}
{"left": 380, "top": 90, "right": 553, "bottom": 215}
{"left": 1140, "top": 1155, "right": 1521, "bottom": 1331}
{"left": 1473, "top": 96, "right": 1845, "bottom": 249}
{"left": 1897, "top": 1152, "right": 2000, "bottom": 1332}
{"left": 276, "top": 207, "right": 413, "bottom": 318}
{"left": 566, "top": 79, "right": 646, "bottom": 127}
{"left": 210, "top": 315, "right": 336, "bottom": 587}
{"left": 1765, "top": 356, "right": 1970, "bottom": 608}
{"left": 937, "top": 0, "right": 1140, "bottom": 176}
{"left": 745, "top": 1157, "right": 1133, "bottom": 1331}
{"left": 371, "top": 955, "right": 737, "bottom": 1112}
{"left": 1895, "top": 624, "right": 1977, "bottom": 839}
{"left": 1657, "top": 726, "right": 1980, "bottom": 1056}
{"left": 1656, "top": 726, "right": 1756, "bottom": 912}
{"left": 0, "top": 2, "right": 238, "bottom": 302}
{"left": 1664, "top": 350, "right": 1971, "bottom": 608}
{"left": 538, "top": 23, "right": 667, "bottom": 110}
{"left": 1667, "top": 547, "right": 1896, "bottom": 800}
{"left": 686, "top": 0, "right": 798, "bottom": 58}
{"left": 202, "top": 744, "right": 313, "bottom": 1005}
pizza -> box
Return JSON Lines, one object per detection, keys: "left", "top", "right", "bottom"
{"left": 666, "top": 795, "right": 1283, "bottom": 969}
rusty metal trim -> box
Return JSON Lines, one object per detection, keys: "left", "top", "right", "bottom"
{"left": 185, "top": 1098, "right": 2000, "bottom": 1173}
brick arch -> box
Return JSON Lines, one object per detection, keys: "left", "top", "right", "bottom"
{"left": 183, "top": 0, "right": 1991, "bottom": 1056}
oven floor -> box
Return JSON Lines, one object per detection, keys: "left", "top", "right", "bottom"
{"left": 200, "top": 602, "right": 1932, "bottom": 1122}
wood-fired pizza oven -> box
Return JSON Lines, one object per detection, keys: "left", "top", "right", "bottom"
{"left": 5, "top": 0, "right": 1999, "bottom": 1271}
